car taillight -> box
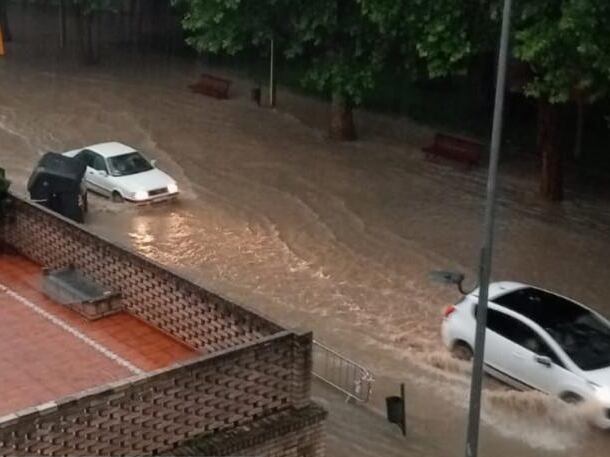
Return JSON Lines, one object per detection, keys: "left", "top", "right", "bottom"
{"left": 443, "top": 305, "right": 456, "bottom": 318}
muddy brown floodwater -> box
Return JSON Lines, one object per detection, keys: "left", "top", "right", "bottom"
{"left": 2, "top": 22, "right": 610, "bottom": 457}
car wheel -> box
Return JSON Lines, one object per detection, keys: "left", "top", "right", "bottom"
{"left": 560, "top": 392, "right": 583, "bottom": 404}
{"left": 111, "top": 191, "right": 124, "bottom": 203}
{"left": 451, "top": 341, "right": 474, "bottom": 361}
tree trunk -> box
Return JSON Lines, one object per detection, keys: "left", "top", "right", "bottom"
{"left": 470, "top": 51, "right": 495, "bottom": 111}
{"left": 538, "top": 100, "right": 563, "bottom": 201}
{"left": 129, "top": 0, "right": 144, "bottom": 48}
{"left": 136, "top": 0, "right": 145, "bottom": 48}
{"left": 269, "top": 38, "right": 276, "bottom": 108}
{"left": 74, "top": 3, "right": 97, "bottom": 65}
{"left": 329, "top": 94, "right": 356, "bottom": 141}
{"left": 573, "top": 98, "right": 584, "bottom": 160}
{"left": 58, "top": 0, "right": 67, "bottom": 49}
{"left": 0, "top": 0, "right": 12, "bottom": 42}
{"left": 84, "top": 13, "right": 96, "bottom": 63}
{"left": 128, "top": 0, "right": 137, "bottom": 44}
{"left": 74, "top": 2, "right": 84, "bottom": 57}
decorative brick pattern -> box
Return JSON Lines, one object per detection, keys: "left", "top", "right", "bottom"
{"left": 173, "top": 403, "right": 327, "bottom": 457}
{"left": 243, "top": 419, "right": 325, "bottom": 457}
{"left": 42, "top": 267, "right": 123, "bottom": 320}
{"left": 0, "top": 332, "right": 314, "bottom": 456}
{"left": 1, "top": 197, "right": 281, "bottom": 352}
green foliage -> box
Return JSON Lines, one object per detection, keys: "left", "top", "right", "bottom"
{"left": 285, "top": 0, "right": 386, "bottom": 105}
{"left": 173, "top": 0, "right": 610, "bottom": 112}
{"left": 514, "top": 0, "right": 610, "bottom": 104}
{"left": 172, "top": 0, "right": 287, "bottom": 55}
{"left": 359, "top": 0, "right": 497, "bottom": 79}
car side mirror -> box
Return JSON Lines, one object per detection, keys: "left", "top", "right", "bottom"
{"left": 99, "top": 170, "right": 108, "bottom": 177}
{"left": 150, "top": 159, "right": 157, "bottom": 167}
{"left": 535, "top": 355, "right": 552, "bottom": 368}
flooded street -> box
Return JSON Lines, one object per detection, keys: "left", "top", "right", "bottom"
{"left": 2, "top": 19, "right": 610, "bottom": 456}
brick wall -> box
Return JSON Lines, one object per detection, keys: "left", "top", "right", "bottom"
{"left": 237, "top": 415, "right": 325, "bottom": 457}
{"left": 1, "top": 197, "right": 281, "bottom": 353}
{"left": 173, "top": 403, "right": 327, "bottom": 457}
{"left": 244, "top": 420, "right": 325, "bottom": 457}
{"left": 0, "top": 332, "right": 315, "bottom": 456}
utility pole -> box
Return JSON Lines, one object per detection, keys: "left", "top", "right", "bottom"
{"left": 464, "top": 1, "right": 512, "bottom": 457}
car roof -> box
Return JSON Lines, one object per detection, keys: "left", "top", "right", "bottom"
{"left": 493, "top": 286, "right": 589, "bottom": 324}
{"left": 84, "top": 142, "right": 137, "bottom": 158}
{"left": 470, "top": 281, "right": 527, "bottom": 300}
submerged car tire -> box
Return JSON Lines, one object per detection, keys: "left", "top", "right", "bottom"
{"left": 111, "top": 191, "right": 124, "bottom": 203}
{"left": 451, "top": 341, "right": 474, "bottom": 361}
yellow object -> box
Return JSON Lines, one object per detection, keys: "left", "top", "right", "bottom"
{"left": 0, "top": 25, "right": 4, "bottom": 56}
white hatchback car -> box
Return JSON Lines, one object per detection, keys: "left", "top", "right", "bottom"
{"left": 442, "top": 282, "right": 610, "bottom": 428}
{"left": 64, "top": 142, "right": 178, "bottom": 203}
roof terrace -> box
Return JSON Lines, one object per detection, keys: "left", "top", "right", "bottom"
{"left": 0, "top": 253, "right": 196, "bottom": 417}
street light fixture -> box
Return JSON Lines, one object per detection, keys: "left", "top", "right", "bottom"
{"left": 428, "top": 270, "right": 469, "bottom": 295}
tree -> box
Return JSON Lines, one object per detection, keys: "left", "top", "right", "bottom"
{"left": 72, "top": 0, "right": 121, "bottom": 64}
{"left": 284, "top": 0, "right": 386, "bottom": 140}
{"left": 514, "top": 0, "right": 610, "bottom": 201}
{"left": 174, "top": 0, "right": 285, "bottom": 54}
{"left": 0, "top": 0, "right": 12, "bottom": 42}
{"left": 359, "top": 0, "right": 492, "bottom": 80}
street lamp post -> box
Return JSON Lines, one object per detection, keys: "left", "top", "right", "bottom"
{"left": 465, "top": 1, "right": 513, "bottom": 457}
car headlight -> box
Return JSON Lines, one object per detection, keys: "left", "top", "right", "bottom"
{"left": 589, "top": 382, "right": 610, "bottom": 404}
{"left": 133, "top": 190, "right": 148, "bottom": 201}
{"left": 594, "top": 387, "right": 610, "bottom": 404}
{"left": 167, "top": 183, "right": 178, "bottom": 194}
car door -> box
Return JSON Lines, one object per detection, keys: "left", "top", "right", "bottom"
{"left": 74, "top": 150, "right": 96, "bottom": 190}
{"left": 506, "top": 319, "right": 584, "bottom": 395}
{"left": 87, "top": 152, "right": 111, "bottom": 196}
{"left": 483, "top": 308, "right": 529, "bottom": 385}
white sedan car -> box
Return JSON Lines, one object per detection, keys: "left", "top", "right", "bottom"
{"left": 64, "top": 142, "right": 178, "bottom": 203}
{"left": 442, "top": 282, "right": 610, "bottom": 428}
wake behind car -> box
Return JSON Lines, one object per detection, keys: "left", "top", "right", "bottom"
{"left": 63, "top": 142, "right": 178, "bottom": 203}
{"left": 442, "top": 282, "right": 610, "bottom": 428}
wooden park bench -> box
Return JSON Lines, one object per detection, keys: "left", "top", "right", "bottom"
{"left": 189, "top": 73, "right": 232, "bottom": 100}
{"left": 42, "top": 265, "right": 122, "bottom": 320}
{"left": 422, "top": 133, "right": 484, "bottom": 168}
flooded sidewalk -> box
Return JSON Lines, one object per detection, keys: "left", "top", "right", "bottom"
{"left": 2, "top": 20, "right": 610, "bottom": 456}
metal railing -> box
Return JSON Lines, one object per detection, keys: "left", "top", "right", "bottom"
{"left": 312, "top": 340, "right": 375, "bottom": 403}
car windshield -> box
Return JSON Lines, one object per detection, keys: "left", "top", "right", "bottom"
{"left": 107, "top": 152, "right": 152, "bottom": 177}
{"left": 546, "top": 313, "right": 610, "bottom": 371}
{"left": 494, "top": 288, "right": 610, "bottom": 370}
